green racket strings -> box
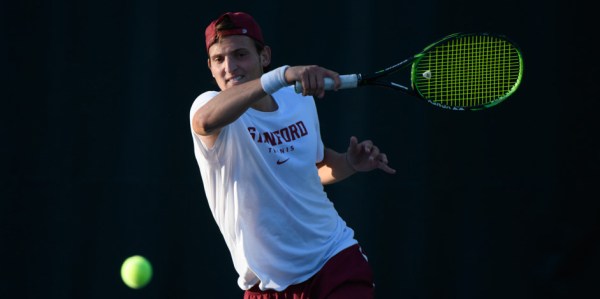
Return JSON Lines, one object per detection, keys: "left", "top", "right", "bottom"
{"left": 413, "top": 34, "right": 523, "bottom": 108}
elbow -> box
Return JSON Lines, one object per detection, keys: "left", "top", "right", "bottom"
{"left": 192, "top": 112, "right": 216, "bottom": 136}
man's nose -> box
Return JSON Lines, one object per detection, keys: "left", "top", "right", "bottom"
{"left": 223, "top": 56, "right": 237, "bottom": 74}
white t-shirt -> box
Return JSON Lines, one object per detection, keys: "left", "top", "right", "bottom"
{"left": 189, "top": 86, "right": 357, "bottom": 291}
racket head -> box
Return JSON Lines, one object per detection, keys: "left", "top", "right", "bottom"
{"left": 411, "top": 33, "right": 524, "bottom": 111}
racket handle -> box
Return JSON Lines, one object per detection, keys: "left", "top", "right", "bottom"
{"left": 294, "top": 74, "right": 359, "bottom": 93}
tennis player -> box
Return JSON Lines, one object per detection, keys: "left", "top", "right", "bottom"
{"left": 190, "top": 11, "right": 396, "bottom": 299}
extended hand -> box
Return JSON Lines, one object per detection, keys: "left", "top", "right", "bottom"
{"left": 346, "top": 136, "right": 396, "bottom": 174}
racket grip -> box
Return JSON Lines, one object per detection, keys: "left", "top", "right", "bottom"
{"left": 294, "top": 74, "right": 359, "bottom": 93}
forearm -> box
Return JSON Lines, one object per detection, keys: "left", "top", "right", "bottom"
{"left": 317, "top": 148, "right": 356, "bottom": 185}
{"left": 192, "top": 79, "right": 266, "bottom": 135}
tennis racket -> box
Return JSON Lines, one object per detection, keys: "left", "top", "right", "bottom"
{"left": 294, "top": 32, "right": 524, "bottom": 111}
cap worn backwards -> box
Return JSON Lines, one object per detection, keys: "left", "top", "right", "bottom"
{"left": 204, "top": 12, "right": 264, "bottom": 52}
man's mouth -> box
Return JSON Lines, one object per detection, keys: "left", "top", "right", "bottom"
{"left": 227, "top": 75, "right": 244, "bottom": 85}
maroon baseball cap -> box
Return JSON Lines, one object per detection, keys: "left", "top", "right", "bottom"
{"left": 204, "top": 12, "right": 265, "bottom": 52}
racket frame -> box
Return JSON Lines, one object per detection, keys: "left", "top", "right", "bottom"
{"left": 294, "top": 32, "right": 524, "bottom": 111}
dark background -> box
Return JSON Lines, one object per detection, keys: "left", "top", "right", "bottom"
{"left": 2, "top": 0, "right": 598, "bottom": 298}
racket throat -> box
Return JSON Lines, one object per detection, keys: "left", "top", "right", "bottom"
{"left": 389, "top": 83, "right": 409, "bottom": 91}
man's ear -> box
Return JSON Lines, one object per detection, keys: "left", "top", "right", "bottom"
{"left": 260, "top": 46, "right": 271, "bottom": 68}
{"left": 207, "top": 58, "right": 215, "bottom": 77}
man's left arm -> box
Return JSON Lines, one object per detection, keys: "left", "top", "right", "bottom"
{"left": 317, "top": 136, "right": 396, "bottom": 185}
{"left": 317, "top": 148, "right": 356, "bottom": 185}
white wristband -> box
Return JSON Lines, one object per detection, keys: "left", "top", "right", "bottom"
{"left": 260, "top": 65, "right": 290, "bottom": 94}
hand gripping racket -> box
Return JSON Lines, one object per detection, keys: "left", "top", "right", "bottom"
{"left": 295, "top": 33, "right": 524, "bottom": 111}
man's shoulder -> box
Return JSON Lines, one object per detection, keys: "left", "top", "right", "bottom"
{"left": 189, "top": 90, "right": 220, "bottom": 119}
{"left": 195, "top": 90, "right": 220, "bottom": 104}
{"left": 191, "top": 90, "right": 220, "bottom": 108}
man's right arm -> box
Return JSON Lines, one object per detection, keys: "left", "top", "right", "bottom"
{"left": 192, "top": 65, "right": 341, "bottom": 148}
{"left": 192, "top": 79, "right": 266, "bottom": 148}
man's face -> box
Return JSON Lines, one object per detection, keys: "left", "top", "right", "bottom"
{"left": 207, "top": 35, "right": 270, "bottom": 91}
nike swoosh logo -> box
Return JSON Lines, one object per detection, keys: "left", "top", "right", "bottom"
{"left": 276, "top": 158, "right": 290, "bottom": 165}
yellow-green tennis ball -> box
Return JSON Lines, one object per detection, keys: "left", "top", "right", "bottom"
{"left": 121, "top": 255, "right": 153, "bottom": 289}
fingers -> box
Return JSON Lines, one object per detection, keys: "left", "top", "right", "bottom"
{"left": 324, "top": 69, "right": 341, "bottom": 91}
{"left": 288, "top": 65, "right": 339, "bottom": 98}
{"left": 358, "top": 140, "right": 375, "bottom": 157}
{"left": 348, "top": 136, "right": 358, "bottom": 153}
{"left": 378, "top": 163, "right": 397, "bottom": 174}
{"left": 376, "top": 153, "right": 396, "bottom": 174}
{"left": 348, "top": 137, "right": 395, "bottom": 175}
{"left": 300, "top": 69, "right": 324, "bottom": 97}
{"left": 372, "top": 151, "right": 395, "bottom": 174}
